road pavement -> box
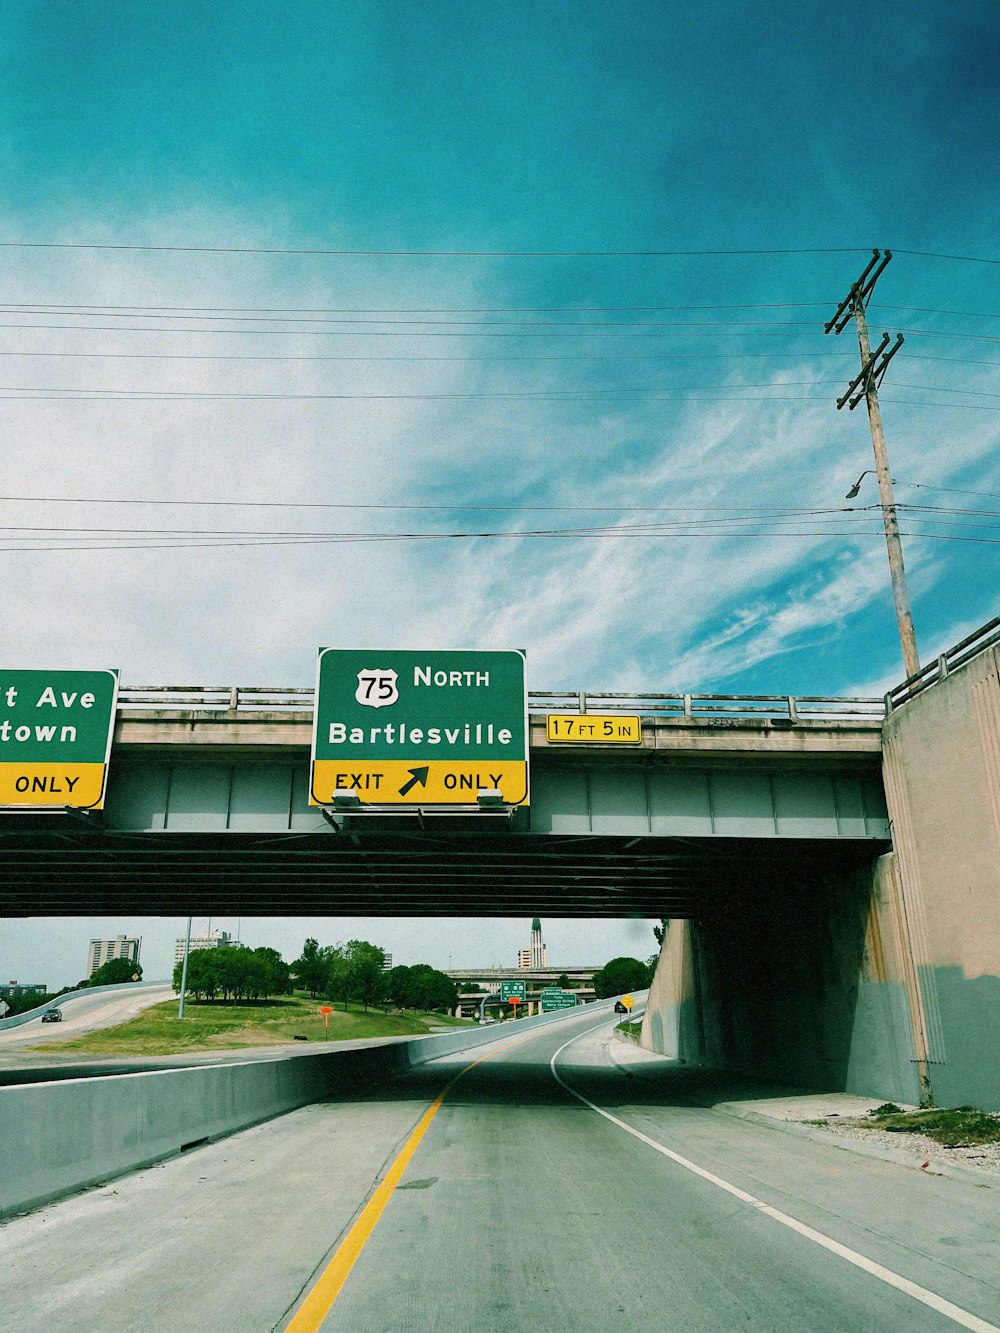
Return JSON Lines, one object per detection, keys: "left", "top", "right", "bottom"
{"left": 0, "top": 983, "right": 175, "bottom": 1048}
{"left": 2, "top": 1010, "right": 998, "bottom": 1333}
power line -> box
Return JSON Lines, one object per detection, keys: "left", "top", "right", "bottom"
{"left": 2, "top": 239, "right": 998, "bottom": 265}
{"left": 0, "top": 350, "right": 857, "bottom": 364}
{"left": 893, "top": 249, "right": 1000, "bottom": 267}
{"left": 0, "top": 241, "right": 873, "bottom": 258}
{"left": 875, "top": 304, "right": 1000, "bottom": 320}
{"left": 897, "top": 481, "right": 1000, "bottom": 501}
{"left": 0, "top": 301, "right": 833, "bottom": 315}
{"left": 0, "top": 321, "right": 840, "bottom": 339}
{"left": 0, "top": 313, "right": 836, "bottom": 329}
{"left": 1, "top": 526, "right": 997, "bottom": 555}
{"left": 5, "top": 299, "right": 1000, "bottom": 324}
{"left": 0, "top": 379, "right": 844, "bottom": 401}
{"left": 0, "top": 495, "right": 873, "bottom": 513}
{"left": 0, "top": 503, "right": 996, "bottom": 547}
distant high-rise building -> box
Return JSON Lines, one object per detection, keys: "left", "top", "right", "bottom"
{"left": 86, "top": 935, "right": 141, "bottom": 979}
{"left": 173, "top": 929, "right": 233, "bottom": 968}
{"left": 0, "top": 981, "right": 47, "bottom": 999}
{"left": 517, "top": 917, "right": 548, "bottom": 969}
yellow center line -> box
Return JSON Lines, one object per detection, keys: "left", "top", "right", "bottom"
{"left": 283, "top": 1035, "right": 531, "bottom": 1332}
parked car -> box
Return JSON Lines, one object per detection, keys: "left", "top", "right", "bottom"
{"left": 40, "top": 1008, "right": 62, "bottom": 1023}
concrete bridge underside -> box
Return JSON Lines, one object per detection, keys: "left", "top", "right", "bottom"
{"left": 0, "top": 714, "right": 889, "bottom": 916}
{"left": 0, "top": 823, "right": 887, "bottom": 918}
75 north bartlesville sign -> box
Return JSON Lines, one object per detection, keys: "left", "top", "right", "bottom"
{"left": 0, "top": 669, "right": 120, "bottom": 809}
{"left": 310, "top": 649, "right": 529, "bottom": 806}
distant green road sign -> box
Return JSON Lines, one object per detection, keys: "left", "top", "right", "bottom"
{"left": 541, "top": 990, "right": 577, "bottom": 1011}
{"left": 500, "top": 979, "right": 527, "bottom": 1002}
{"left": 0, "top": 669, "right": 119, "bottom": 809}
{"left": 310, "top": 648, "right": 529, "bottom": 806}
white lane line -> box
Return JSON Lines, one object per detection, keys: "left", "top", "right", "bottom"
{"left": 550, "top": 1029, "right": 1000, "bottom": 1333}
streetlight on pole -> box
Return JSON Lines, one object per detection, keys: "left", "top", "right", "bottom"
{"left": 827, "top": 250, "right": 920, "bottom": 681}
{"left": 177, "top": 915, "right": 192, "bottom": 1020}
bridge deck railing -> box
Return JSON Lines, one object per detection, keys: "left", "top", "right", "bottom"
{"left": 886, "top": 616, "right": 1000, "bottom": 711}
{"left": 116, "top": 685, "right": 885, "bottom": 723}
{"left": 530, "top": 691, "right": 884, "bottom": 721}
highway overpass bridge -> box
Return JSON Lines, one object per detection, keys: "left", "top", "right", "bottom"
{"left": 0, "top": 685, "right": 888, "bottom": 919}
{"left": 3, "top": 615, "right": 1000, "bottom": 1110}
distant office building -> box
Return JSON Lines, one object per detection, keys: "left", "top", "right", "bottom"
{"left": 1, "top": 981, "right": 47, "bottom": 999}
{"left": 87, "top": 935, "right": 142, "bottom": 979}
{"left": 173, "top": 928, "right": 234, "bottom": 968}
{"left": 517, "top": 917, "right": 548, "bottom": 970}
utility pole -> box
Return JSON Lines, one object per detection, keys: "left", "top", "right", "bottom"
{"left": 827, "top": 249, "right": 920, "bottom": 680}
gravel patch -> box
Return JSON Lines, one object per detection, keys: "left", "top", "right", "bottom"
{"left": 804, "top": 1116, "right": 1000, "bottom": 1175}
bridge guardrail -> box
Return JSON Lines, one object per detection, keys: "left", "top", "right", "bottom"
{"left": 117, "top": 686, "right": 886, "bottom": 723}
{"left": 528, "top": 691, "right": 885, "bottom": 721}
{"left": 885, "top": 616, "right": 1000, "bottom": 712}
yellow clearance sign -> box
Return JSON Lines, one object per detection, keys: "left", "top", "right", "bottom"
{"left": 545, "top": 714, "right": 642, "bottom": 744}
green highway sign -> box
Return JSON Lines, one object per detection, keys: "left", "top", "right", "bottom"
{"left": 541, "top": 990, "right": 578, "bottom": 1011}
{"left": 0, "top": 669, "right": 119, "bottom": 809}
{"left": 310, "top": 649, "right": 529, "bottom": 806}
{"left": 500, "top": 980, "right": 527, "bottom": 1002}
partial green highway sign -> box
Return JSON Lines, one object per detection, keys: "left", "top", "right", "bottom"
{"left": 500, "top": 980, "right": 527, "bottom": 1002}
{"left": 0, "top": 669, "right": 119, "bottom": 809}
{"left": 310, "top": 649, "right": 529, "bottom": 806}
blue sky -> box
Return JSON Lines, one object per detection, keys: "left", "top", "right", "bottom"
{"left": 1, "top": 1, "right": 998, "bottom": 985}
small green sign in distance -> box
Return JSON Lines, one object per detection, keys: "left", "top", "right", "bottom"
{"left": 500, "top": 979, "right": 527, "bottom": 1002}
{"left": 0, "top": 669, "right": 119, "bottom": 809}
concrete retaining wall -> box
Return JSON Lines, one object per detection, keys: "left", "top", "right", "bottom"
{"left": 881, "top": 642, "right": 1000, "bottom": 1110}
{"left": 0, "top": 1002, "right": 608, "bottom": 1218}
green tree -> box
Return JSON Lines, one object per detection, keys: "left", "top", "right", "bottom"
{"left": 408, "top": 964, "right": 457, "bottom": 1011}
{"left": 556, "top": 973, "right": 571, "bottom": 990}
{"left": 324, "top": 944, "right": 351, "bottom": 1010}
{"left": 88, "top": 957, "right": 143, "bottom": 987}
{"left": 173, "top": 944, "right": 290, "bottom": 1002}
{"left": 387, "top": 963, "right": 456, "bottom": 1012}
{"left": 293, "top": 937, "right": 327, "bottom": 998}
{"left": 387, "top": 964, "right": 417, "bottom": 1008}
{"left": 251, "top": 946, "right": 291, "bottom": 999}
{"left": 345, "top": 940, "right": 388, "bottom": 1012}
{"left": 592, "top": 956, "right": 652, "bottom": 999}
{"left": 173, "top": 948, "right": 224, "bottom": 1000}
{"left": 216, "top": 946, "right": 247, "bottom": 1000}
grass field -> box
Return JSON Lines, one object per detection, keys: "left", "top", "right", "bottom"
{"left": 28, "top": 994, "right": 469, "bottom": 1056}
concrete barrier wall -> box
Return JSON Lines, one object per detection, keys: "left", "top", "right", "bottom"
{"left": 0, "top": 1001, "right": 611, "bottom": 1218}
